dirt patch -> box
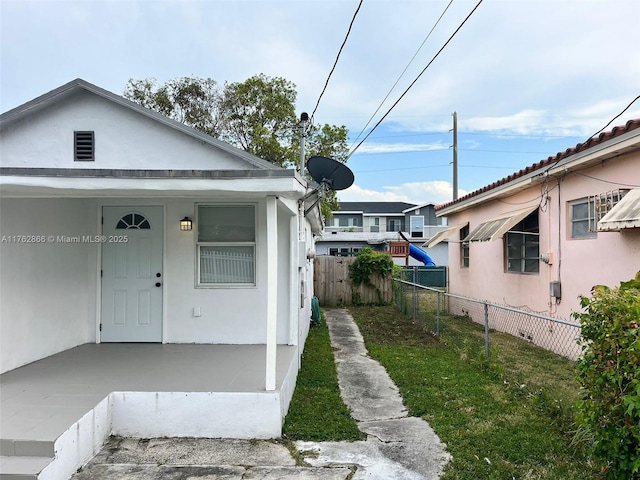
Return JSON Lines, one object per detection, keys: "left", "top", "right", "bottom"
{"left": 347, "top": 305, "right": 440, "bottom": 347}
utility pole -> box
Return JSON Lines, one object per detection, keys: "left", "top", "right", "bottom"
{"left": 299, "top": 112, "right": 309, "bottom": 175}
{"left": 452, "top": 111, "right": 458, "bottom": 201}
{"left": 298, "top": 112, "right": 310, "bottom": 242}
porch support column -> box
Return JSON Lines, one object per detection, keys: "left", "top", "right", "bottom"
{"left": 289, "top": 215, "right": 299, "bottom": 346}
{"left": 265, "top": 196, "right": 278, "bottom": 391}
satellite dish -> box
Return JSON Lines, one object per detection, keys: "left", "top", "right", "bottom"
{"left": 306, "top": 156, "right": 354, "bottom": 191}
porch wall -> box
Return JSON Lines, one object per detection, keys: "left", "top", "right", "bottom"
{"left": 1, "top": 196, "right": 307, "bottom": 373}
{"left": 162, "top": 198, "right": 292, "bottom": 345}
{"left": 0, "top": 198, "right": 98, "bottom": 373}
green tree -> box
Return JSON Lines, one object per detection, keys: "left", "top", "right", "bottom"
{"left": 124, "top": 75, "right": 350, "bottom": 216}
{"left": 298, "top": 123, "right": 349, "bottom": 219}
{"left": 124, "top": 77, "right": 222, "bottom": 136}
{"left": 305, "top": 124, "right": 349, "bottom": 161}
{"left": 219, "top": 74, "right": 297, "bottom": 167}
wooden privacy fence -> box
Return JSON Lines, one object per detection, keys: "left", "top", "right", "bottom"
{"left": 314, "top": 256, "right": 393, "bottom": 306}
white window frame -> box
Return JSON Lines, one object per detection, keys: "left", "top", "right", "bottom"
{"left": 570, "top": 198, "right": 597, "bottom": 239}
{"left": 410, "top": 215, "right": 425, "bottom": 238}
{"left": 388, "top": 218, "right": 403, "bottom": 231}
{"left": 196, "top": 203, "right": 257, "bottom": 287}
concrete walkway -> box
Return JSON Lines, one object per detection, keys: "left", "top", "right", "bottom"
{"left": 72, "top": 309, "right": 450, "bottom": 480}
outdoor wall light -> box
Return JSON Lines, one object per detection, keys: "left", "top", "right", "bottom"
{"left": 180, "top": 217, "right": 193, "bottom": 231}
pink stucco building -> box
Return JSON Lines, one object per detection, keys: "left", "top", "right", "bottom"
{"left": 433, "top": 119, "right": 640, "bottom": 323}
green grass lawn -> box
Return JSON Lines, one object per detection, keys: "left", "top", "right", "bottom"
{"left": 282, "top": 305, "right": 601, "bottom": 479}
{"left": 282, "top": 316, "right": 363, "bottom": 442}
{"left": 349, "top": 305, "right": 601, "bottom": 480}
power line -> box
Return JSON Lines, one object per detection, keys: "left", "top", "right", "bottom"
{"left": 354, "top": 164, "right": 517, "bottom": 174}
{"left": 350, "top": 131, "right": 449, "bottom": 139}
{"left": 347, "top": 0, "right": 484, "bottom": 158}
{"left": 349, "top": 130, "right": 583, "bottom": 140}
{"left": 588, "top": 94, "right": 640, "bottom": 139}
{"left": 310, "top": 0, "right": 363, "bottom": 122}
{"left": 542, "top": 94, "right": 640, "bottom": 175}
{"left": 350, "top": 147, "right": 550, "bottom": 156}
{"left": 462, "top": 131, "right": 582, "bottom": 139}
{"left": 348, "top": 0, "right": 454, "bottom": 150}
{"left": 576, "top": 172, "right": 640, "bottom": 188}
{"left": 459, "top": 148, "right": 550, "bottom": 154}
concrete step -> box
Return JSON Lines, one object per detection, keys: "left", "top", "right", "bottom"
{"left": 0, "top": 439, "right": 55, "bottom": 458}
{"left": 0, "top": 455, "right": 53, "bottom": 480}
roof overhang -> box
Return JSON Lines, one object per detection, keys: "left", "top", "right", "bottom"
{"left": 423, "top": 223, "right": 467, "bottom": 248}
{"left": 403, "top": 202, "right": 434, "bottom": 213}
{"left": 597, "top": 188, "right": 640, "bottom": 231}
{"left": 317, "top": 231, "right": 398, "bottom": 243}
{"left": 464, "top": 205, "right": 538, "bottom": 242}
{"left": 0, "top": 168, "right": 307, "bottom": 200}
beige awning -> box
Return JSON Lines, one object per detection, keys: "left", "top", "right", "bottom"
{"left": 464, "top": 205, "right": 538, "bottom": 242}
{"left": 597, "top": 188, "right": 640, "bottom": 231}
{"left": 422, "top": 224, "right": 467, "bottom": 248}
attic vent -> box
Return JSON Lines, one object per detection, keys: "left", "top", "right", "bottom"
{"left": 74, "top": 131, "right": 94, "bottom": 161}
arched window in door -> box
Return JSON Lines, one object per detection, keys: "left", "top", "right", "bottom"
{"left": 116, "top": 213, "right": 151, "bottom": 229}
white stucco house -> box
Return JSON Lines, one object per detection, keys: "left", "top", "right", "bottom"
{"left": 0, "top": 79, "right": 322, "bottom": 478}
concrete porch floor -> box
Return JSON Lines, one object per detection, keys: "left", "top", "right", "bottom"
{"left": 0, "top": 343, "right": 296, "bottom": 479}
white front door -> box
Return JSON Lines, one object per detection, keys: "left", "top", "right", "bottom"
{"left": 101, "top": 206, "right": 163, "bottom": 342}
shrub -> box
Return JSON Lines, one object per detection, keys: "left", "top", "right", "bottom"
{"left": 573, "top": 272, "right": 640, "bottom": 479}
{"left": 349, "top": 247, "right": 394, "bottom": 305}
{"left": 349, "top": 247, "right": 394, "bottom": 287}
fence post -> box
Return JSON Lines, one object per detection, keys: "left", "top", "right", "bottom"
{"left": 412, "top": 282, "right": 417, "bottom": 323}
{"left": 394, "top": 280, "right": 398, "bottom": 309}
{"left": 484, "top": 302, "right": 490, "bottom": 359}
{"left": 436, "top": 291, "right": 441, "bottom": 336}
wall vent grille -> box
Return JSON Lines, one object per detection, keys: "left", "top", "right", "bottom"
{"left": 74, "top": 131, "right": 95, "bottom": 161}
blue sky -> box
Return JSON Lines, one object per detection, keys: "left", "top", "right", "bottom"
{"left": 1, "top": 0, "right": 639, "bottom": 205}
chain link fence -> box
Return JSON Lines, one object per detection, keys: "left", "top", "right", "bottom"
{"left": 399, "top": 266, "right": 448, "bottom": 288}
{"left": 393, "top": 279, "right": 582, "bottom": 360}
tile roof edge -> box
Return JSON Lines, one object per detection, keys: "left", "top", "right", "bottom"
{"left": 435, "top": 118, "right": 640, "bottom": 211}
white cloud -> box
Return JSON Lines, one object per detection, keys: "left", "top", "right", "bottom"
{"left": 338, "top": 180, "right": 466, "bottom": 206}
{"left": 354, "top": 141, "right": 448, "bottom": 155}
{"left": 337, "top": 184, "right": 413, "bottom": 203}
{"left": 2, "top": 0, "right": 639, "bottom": 135}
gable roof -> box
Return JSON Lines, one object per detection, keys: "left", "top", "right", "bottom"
{"left": 336, "top": 201, "right": 417, "bottom": 214}
{"left": 436, "top": 119, "right": 640, "bottom": 214}
{"left": 403, "top": 202, "right": 436, "bottom": 214}
{"left": 0, "top": 78, "right": 281, "bottom": 171}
